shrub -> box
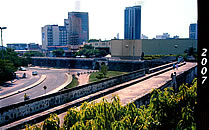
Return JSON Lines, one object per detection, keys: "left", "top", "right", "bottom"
{"left": 26, "top": 78, "right": 197, "bottom": 129}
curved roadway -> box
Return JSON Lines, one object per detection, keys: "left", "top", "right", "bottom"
{"left": 0, "top": 67, "right": 68, "bottom": 108}
{"left": 0, "top": 67, "right": 92, "bottom": 108}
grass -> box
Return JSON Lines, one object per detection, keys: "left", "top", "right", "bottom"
{"left": 143, "top": 54, "right": 177, "bottom": 60}
{"left": 66, "top": 76, "right": 79, "bottom": 89}
{"left": 89, "top": 71, "right": 128, "bottom": 83}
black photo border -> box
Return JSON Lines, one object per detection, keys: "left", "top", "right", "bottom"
{"left": 197, "top": 0, "right": 209, "bottom": 129}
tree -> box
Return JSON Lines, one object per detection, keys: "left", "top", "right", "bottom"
{"left": 0, "top": 59, "right": 16, "bottom": 83}
{"left": 98, "top": 49, "right": 108, "bottom": 57}
{"left": 75, "top": 45, "right": 108, "bottom": 58}
{"left": 184, "top": 47, "right": 197, "bottom": 56}
{"left": 141, "top": 52, "right": 144, "bottom": 60}
{"left": 100, "top": 64, "right": 108, "bottom": 77}
{"left": 96, "top": 64, "right": 108, "bottom": 79}
{"left": 1, "top": 48, "right": 30, "bottom": 68}
{"left": 88, "top": 39, "right": 99, "bottom": 43}
{"left": 83, "top": 44, "right": 94, "bottom": 49}
{"left": 0, "top": 48, "right": 31, "bottom": 83}
{"left": 24, "top": 79, "right": 197, "bottom": 129}
{"left": 23, "top": 51, "right": 43, "bottom": 57}
{"left": 53, "top": 49, "right": 64, "bottom": 57}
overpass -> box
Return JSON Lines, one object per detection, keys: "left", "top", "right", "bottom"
{"left": 0, "top": 62, "right": 197, "bottom": 129}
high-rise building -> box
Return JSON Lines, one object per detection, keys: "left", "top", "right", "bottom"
{"left": 124, "top": 6, "right": 141, "bottom": 40}
{"left": 41, "top": 25, "right": 67, "bottom": 50}
{"left": 64, "top": 12, "right": 89, "bottom": 45}
{"left": 189, "top": 23, "right": 198, "bottom": 39}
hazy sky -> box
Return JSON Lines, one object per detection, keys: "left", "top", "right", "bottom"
{"left": 0, "top": 0, "right": 197, "bottom": 45}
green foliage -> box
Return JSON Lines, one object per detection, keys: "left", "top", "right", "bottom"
{"left": 184, "top": 47, "right": 197, "bottom": 61}
{"left": 100, "top": 65, "right": 108, "bottom": 76}
{"left": 184, "top": 47, "right": 197, "bottom": 56}
{"left": 89, "top": 71, "right": 127, "bottom": 83}
{"left": 143, "top": 54, "right": 176, "bottom": 60}
{"left": 26, "top": 79, "right": 197, "bottom": 130}
{"left": 23, "top": 51, "right": 44, "bottom": 57}
{"left": 96, "top": 64, "right": 108, "bottom": 79}
{"left": 143, "top": 55, "right": 162, "bottom": 60}
{"left": 149, "top": 78, "right": 197, "bottom": 129}
{"left": 25, "top": 114, "right": 60, "bottom": 130}
{"left": 66, "top": 75, "right": 78, "bottom": 89}
{"left": 0, "top": 48, "right": 31, "bottom": 83}
{"left": 53, "top": 48, "right": 64, "bottom": 57}
{"left": 25, "top": 124, "right": 42, "bottom": 130}
{"left": 1, "top": 48, "right": 30, "bottom": 67}
{"left": 43, "top": 113, "right": 60, "bottom": 130}
{"left": 75, "top": 45, "right": 107, "bottom": 58}
{"left": 141, "top": 52, "right": 144, "bottom": 60}
{"left": 0, "top": 59, "right": 16, "bottom": 83}
{"left": 87, "top": 39, "right": 99, "bottom": 43}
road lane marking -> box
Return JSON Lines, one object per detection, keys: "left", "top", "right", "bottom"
{"left": 0, "top": 75, "right": 47, "bottom": 100}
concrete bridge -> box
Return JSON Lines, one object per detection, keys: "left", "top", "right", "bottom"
{"left": 0, "top": 61, "right": 197, "bottom": 129}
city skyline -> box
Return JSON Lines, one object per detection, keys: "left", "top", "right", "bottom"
{"left": 0, "top": 0, "right": 197, "bottom": 45}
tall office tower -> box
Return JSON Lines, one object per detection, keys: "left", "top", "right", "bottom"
{"left": 64, "top": 12, "right": 89, "bottom": 45}
{"left": 189, "top": 23, "right": 198, "bottom": 39}
{"left": 41, "top": 25, "right": 67, "bottom": 50}
{"left": 124, "top": 6, "right": 141, "bottom": 40}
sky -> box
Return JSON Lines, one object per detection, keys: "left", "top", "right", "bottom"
{"left": 0, "top": 0, "right": 197, "bottom": 45}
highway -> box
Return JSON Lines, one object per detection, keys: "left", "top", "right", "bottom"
{"left": 0, "top": 67, "right": 91, "bottom": 108}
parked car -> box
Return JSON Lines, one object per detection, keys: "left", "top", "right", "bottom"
{"left": 32, "top": 71, "right": 38, "bottom": 75}
{"left": 19, "top": 67, "right": 26, "bottom": 71}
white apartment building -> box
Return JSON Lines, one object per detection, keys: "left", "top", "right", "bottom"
{"left": 41, "top": 25, "right": 67, "bottom": 50}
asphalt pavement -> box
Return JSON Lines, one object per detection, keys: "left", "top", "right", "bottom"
{"left": 0, "top": 67, "right": 92, "bottom": 108}
{"left": 0, "top": 69, "right": 40, "bottom": 96}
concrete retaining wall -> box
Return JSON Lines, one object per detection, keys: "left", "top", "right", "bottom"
{"left": 0, "top": 68, "right": 146, "bottom": 126}
{"left": 31, "top": 57, "right": 175, "bottom": 72}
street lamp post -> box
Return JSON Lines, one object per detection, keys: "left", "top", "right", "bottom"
{"left": 0, "top": 27, "right": 7, "bottom": 59}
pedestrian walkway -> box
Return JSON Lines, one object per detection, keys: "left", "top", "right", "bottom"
{"left": 94, "top": 62, "right": 196, "bottom": 105}
{"left": 77, "top": 73, "right": 90, "bottom": 86}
